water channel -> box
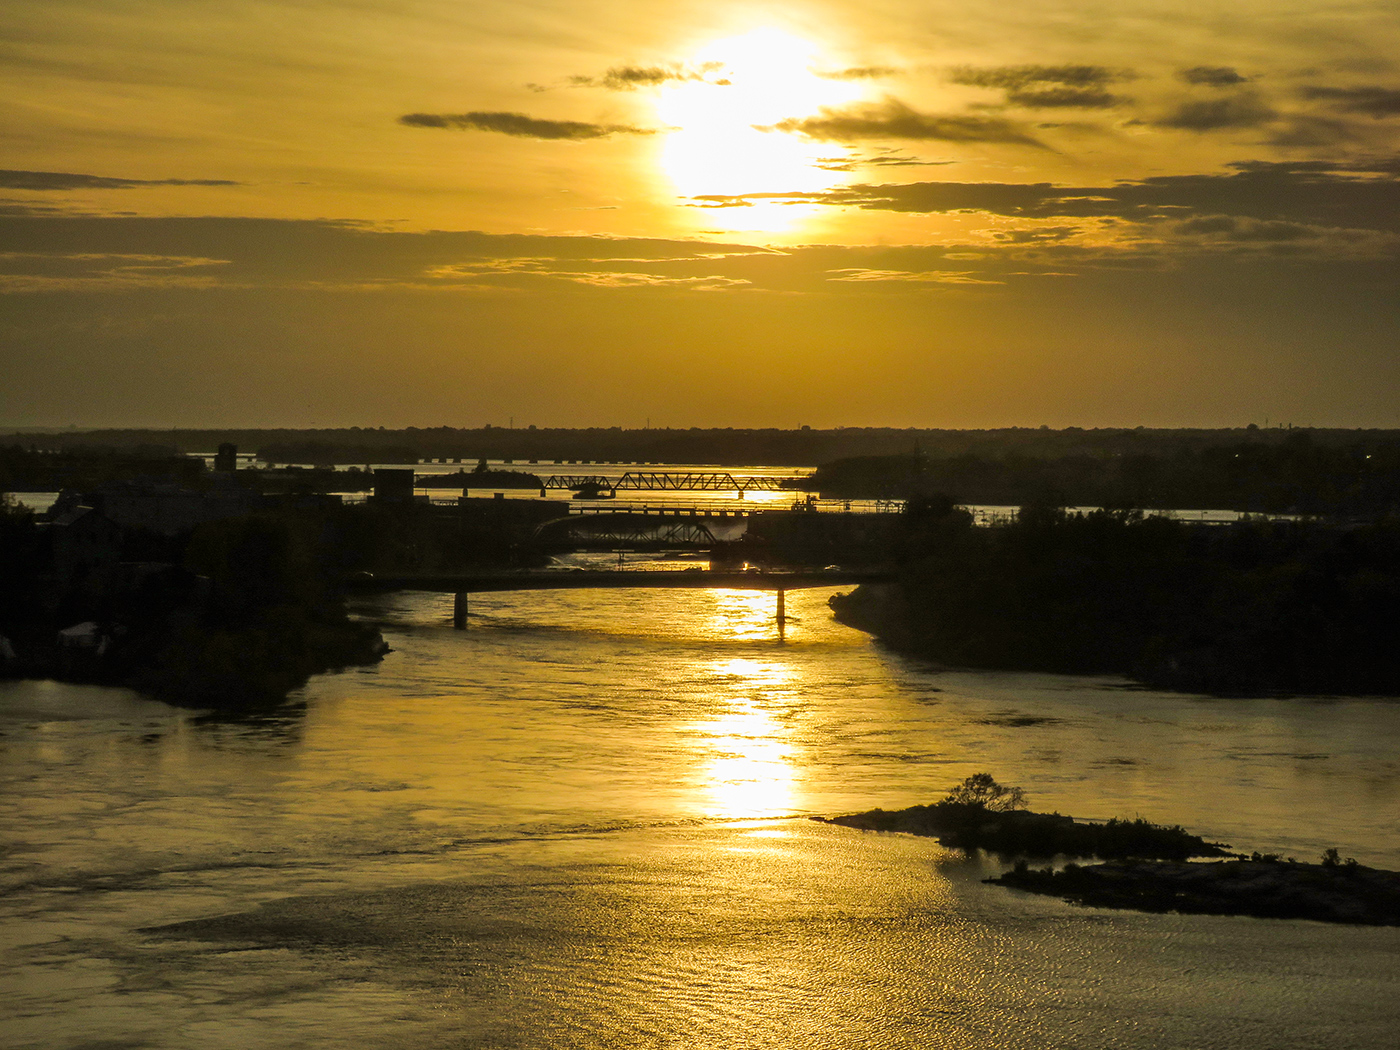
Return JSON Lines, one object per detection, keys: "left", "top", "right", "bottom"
{"left": 3, "top": 555, "right": 1399, "bottom": 1048}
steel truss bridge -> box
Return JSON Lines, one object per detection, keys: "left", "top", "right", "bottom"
{"left": 536, "top": 515, "right": 717, "bottom": 549}
{"left": 538, "top": 471, "right": 799, "bottom": 494}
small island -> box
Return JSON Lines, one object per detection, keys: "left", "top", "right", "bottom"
{"left": 824, "top": 775, "right": 1400, "bottom": 926}
{"left": 990, "top": 855, "right": 1400, "bottom": 926}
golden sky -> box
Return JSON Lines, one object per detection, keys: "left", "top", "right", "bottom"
{"left": 2, "top": 1, "right": 1398, "bottom": 428}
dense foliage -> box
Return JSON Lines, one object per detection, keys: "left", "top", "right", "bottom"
{"left": 0, "top": 508, "right": 385, "bottom": 708}
{"left": 832, "top": 503, "right": 1400, "bottom": 694}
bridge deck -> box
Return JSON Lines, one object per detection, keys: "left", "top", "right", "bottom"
{"left": 348, "top": 569, "right": 891, "bottom": 594}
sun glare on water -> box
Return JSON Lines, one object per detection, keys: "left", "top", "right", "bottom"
{"left": 656, "top": 28, "right": 860, "bottom": 232}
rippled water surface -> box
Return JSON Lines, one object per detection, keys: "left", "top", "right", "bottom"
{"left": 3, "top": 571, "right": 1399, "bottom": 1048}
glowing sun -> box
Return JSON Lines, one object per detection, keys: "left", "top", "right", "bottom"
{"left": 655, "top": 28, "right": 860, "bottom": 231}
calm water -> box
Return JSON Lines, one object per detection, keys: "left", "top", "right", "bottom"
{"left": 2, "top": 565, "right": 1399, "bottom": 1048}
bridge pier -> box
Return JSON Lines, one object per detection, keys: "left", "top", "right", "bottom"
{"left": 777, "top": 587, "right": 786, "bottom": 641}
{"left": 454, "top": 591, "right": 468, "bottom": 630}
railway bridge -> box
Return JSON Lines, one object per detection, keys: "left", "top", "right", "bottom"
{"left": 537, "top": 471, "right": 802, "bottom": 496}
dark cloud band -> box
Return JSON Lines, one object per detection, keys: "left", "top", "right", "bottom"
{"left": 813, "top": 66, "right": 899, "bottom": 81}
{"left": 1301, "top": 86, "right": 1400, "bottom": 117}
{"left": 949, "top": 65, "right": 1125, "bottom": 89}
{"left": 399, "top": 112, "right": 656, "bottom": 140}
{"left": 693, "top": 162, "right": 1400, "bottom": 234}
{"left": 0, "top": 170, "right": 238, "bottom": 191}
{"left": 1178, "top": 66, "right": 1249, "bottom": 87}
{"left": 1156, "top": 94, "right": 1276, "bottom": 131}
{"left": 571, "top": 63, "right": 724, "bottom": 90}
{"left": 767, "top": 99, "right": 1044, "bottom": 147}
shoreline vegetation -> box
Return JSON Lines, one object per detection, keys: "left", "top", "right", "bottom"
{"left": 1, "top": 496, "right": 390, "bottom": 709}
{"left": 9, "top": 429, "right": 1400, "bottom": 703}
{"left": 828, "top": 496, "right": 1400, "bottom": 696}
{"left": 826, "top": 776, "right": 1400, "bottom": 926}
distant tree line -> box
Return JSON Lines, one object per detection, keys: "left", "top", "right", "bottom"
{"left": 0, "top": 444, "right": 204, "bottom": 492}
{"left": 256, "top": 441, "right": 420, "bottom": 465}
{"left": 806, "top": 432, "right": 1400, "bottom": 515}
{"left": 9, "top": 424, "right": 1399, "bottom": 471}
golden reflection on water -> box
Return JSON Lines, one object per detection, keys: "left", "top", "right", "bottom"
{"left": 705, "top": 589, "right": 784, "bottom": 641}
{"left": 695, "top": 657, "right": 800, "bottom": 819}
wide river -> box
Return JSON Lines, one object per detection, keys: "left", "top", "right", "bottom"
{"left": 2, "top": 558, "right": 1398, "bottom": 1049}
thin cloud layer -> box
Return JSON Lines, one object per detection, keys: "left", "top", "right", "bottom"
{"left": 693, "top": 161, "right": 1400, "bottom": 241}
{"left": 1300, "top": 86, "right": 1400, "bottom": 117}
{"left": 949, "top": 65, "right": 1129, "bottom": 107}
{"left": 399, "top": 112, "right": 656, "bottom": 139}
{"left": 571, "top": 63, "right": 725, "bottom": 90}
{"left": 0, "top": 170, "right": 238, "bottom": 190}
{"left": 1155, "top": 93, "right": 1277, "bottom": 130}
{"left": 767, "top": 99, "right": 1044, "bottom": 146}
{"left": 949, "top": 64, "right": 1125, "bottom": 89}
{"left": 812, "top": 66, "right": 899, "bottom": 81}
{"left": 1178, "top": 66, "right": 1250, "bottom": 87}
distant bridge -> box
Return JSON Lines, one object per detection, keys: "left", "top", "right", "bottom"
{"left": 533, "top": 515, "right": 717, "bottom": 549}
{"left": 346, "top": 568, "right": 893, "bottom": 635}
{"left": 538, "top": 471, "right": 801, "bottom": 494}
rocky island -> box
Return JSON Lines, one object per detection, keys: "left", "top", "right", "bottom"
{"left": 827, "top": 775, "right": 1400, "bottom": 926}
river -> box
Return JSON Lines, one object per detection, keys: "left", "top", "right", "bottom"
{"left": 2, "top": 564, "right": 1398, "bottom": 1048}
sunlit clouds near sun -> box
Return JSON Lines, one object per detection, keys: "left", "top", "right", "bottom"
{"left": 4, "top": 0, "right": 1400, "bottom": 428}
{"left": 655, "top": 29, "right": 866, "bottom": 231}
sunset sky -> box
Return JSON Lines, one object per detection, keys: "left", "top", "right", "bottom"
{"left": 3, "top": 0, "right": 1398, "bottom": 429}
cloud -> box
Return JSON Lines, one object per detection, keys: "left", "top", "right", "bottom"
{"left": 949, "top": 65, "right": 1124, "bottom": 89}
{"left": 1156, "top": 93, "right": 1277, "bottom": 130}
{"left": 766, "top": 99, "right": 1045, "bottom": 147}
{"left": 0, "top": 251, "right": 232, "bottom": 292}
{"left": 813, "top": 149, "right": 955, "bottom": 172}
{"left": 1264, "top": 114, "right": 1364, "bottom": 147}
{"left": 0, "top": 216, "right": 792, "bottom": 296}
{"left": 1178, "top": 67, "right": 1250, "bottom": 87}
{"left": 813, "top": 66, "right": 899, "bottom": 81}
{"left": 571, "top": 63, "right": 724, "bottom": 90}
{"left": 0, "top": 170, "right": 238, "bottom": 191}
{"left": 1005, "top": 87, "right": 1123, "bottom": 109}
{"left": 1300, "top": 85, "right": 1400, "bottom": 117}
{"left": 946, "top": 66, "right": 1128, "bottom": 109}
{"left": 552, "top": 271, "right": 750, "bottom": 289}
{"left": 1175, "top": 215, "right": 1316, "bottom": 240}
{"left": 701, "top": 161, "right": 1400, "bottom": 238}
{"left": 398, "top": 112, "right": 656, "bottom": 140}
{"left": 826, "top": 268, "right": 1002, "bottom": 284}
{"left": 992, "top": 226, "right": 1082, "bottom": 243}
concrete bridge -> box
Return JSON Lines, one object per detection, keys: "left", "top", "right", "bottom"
{"left": 346, "top": 568, "right": 892, "bottom": 634}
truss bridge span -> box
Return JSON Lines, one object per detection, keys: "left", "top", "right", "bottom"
{"left": 539, "top": 471, "right": 800, "bottom": 494}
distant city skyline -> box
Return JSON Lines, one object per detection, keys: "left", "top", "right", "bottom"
{"left": 2, "top": 1, "right": 1398, "bottom": 429}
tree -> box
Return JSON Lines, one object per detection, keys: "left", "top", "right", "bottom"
{"left": 943, "top": 773, "right": 1028, "bottom": 812}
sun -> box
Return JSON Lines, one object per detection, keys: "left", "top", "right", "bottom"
{"left": 655, "top": 28, "right": 861, "bottom": 232}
